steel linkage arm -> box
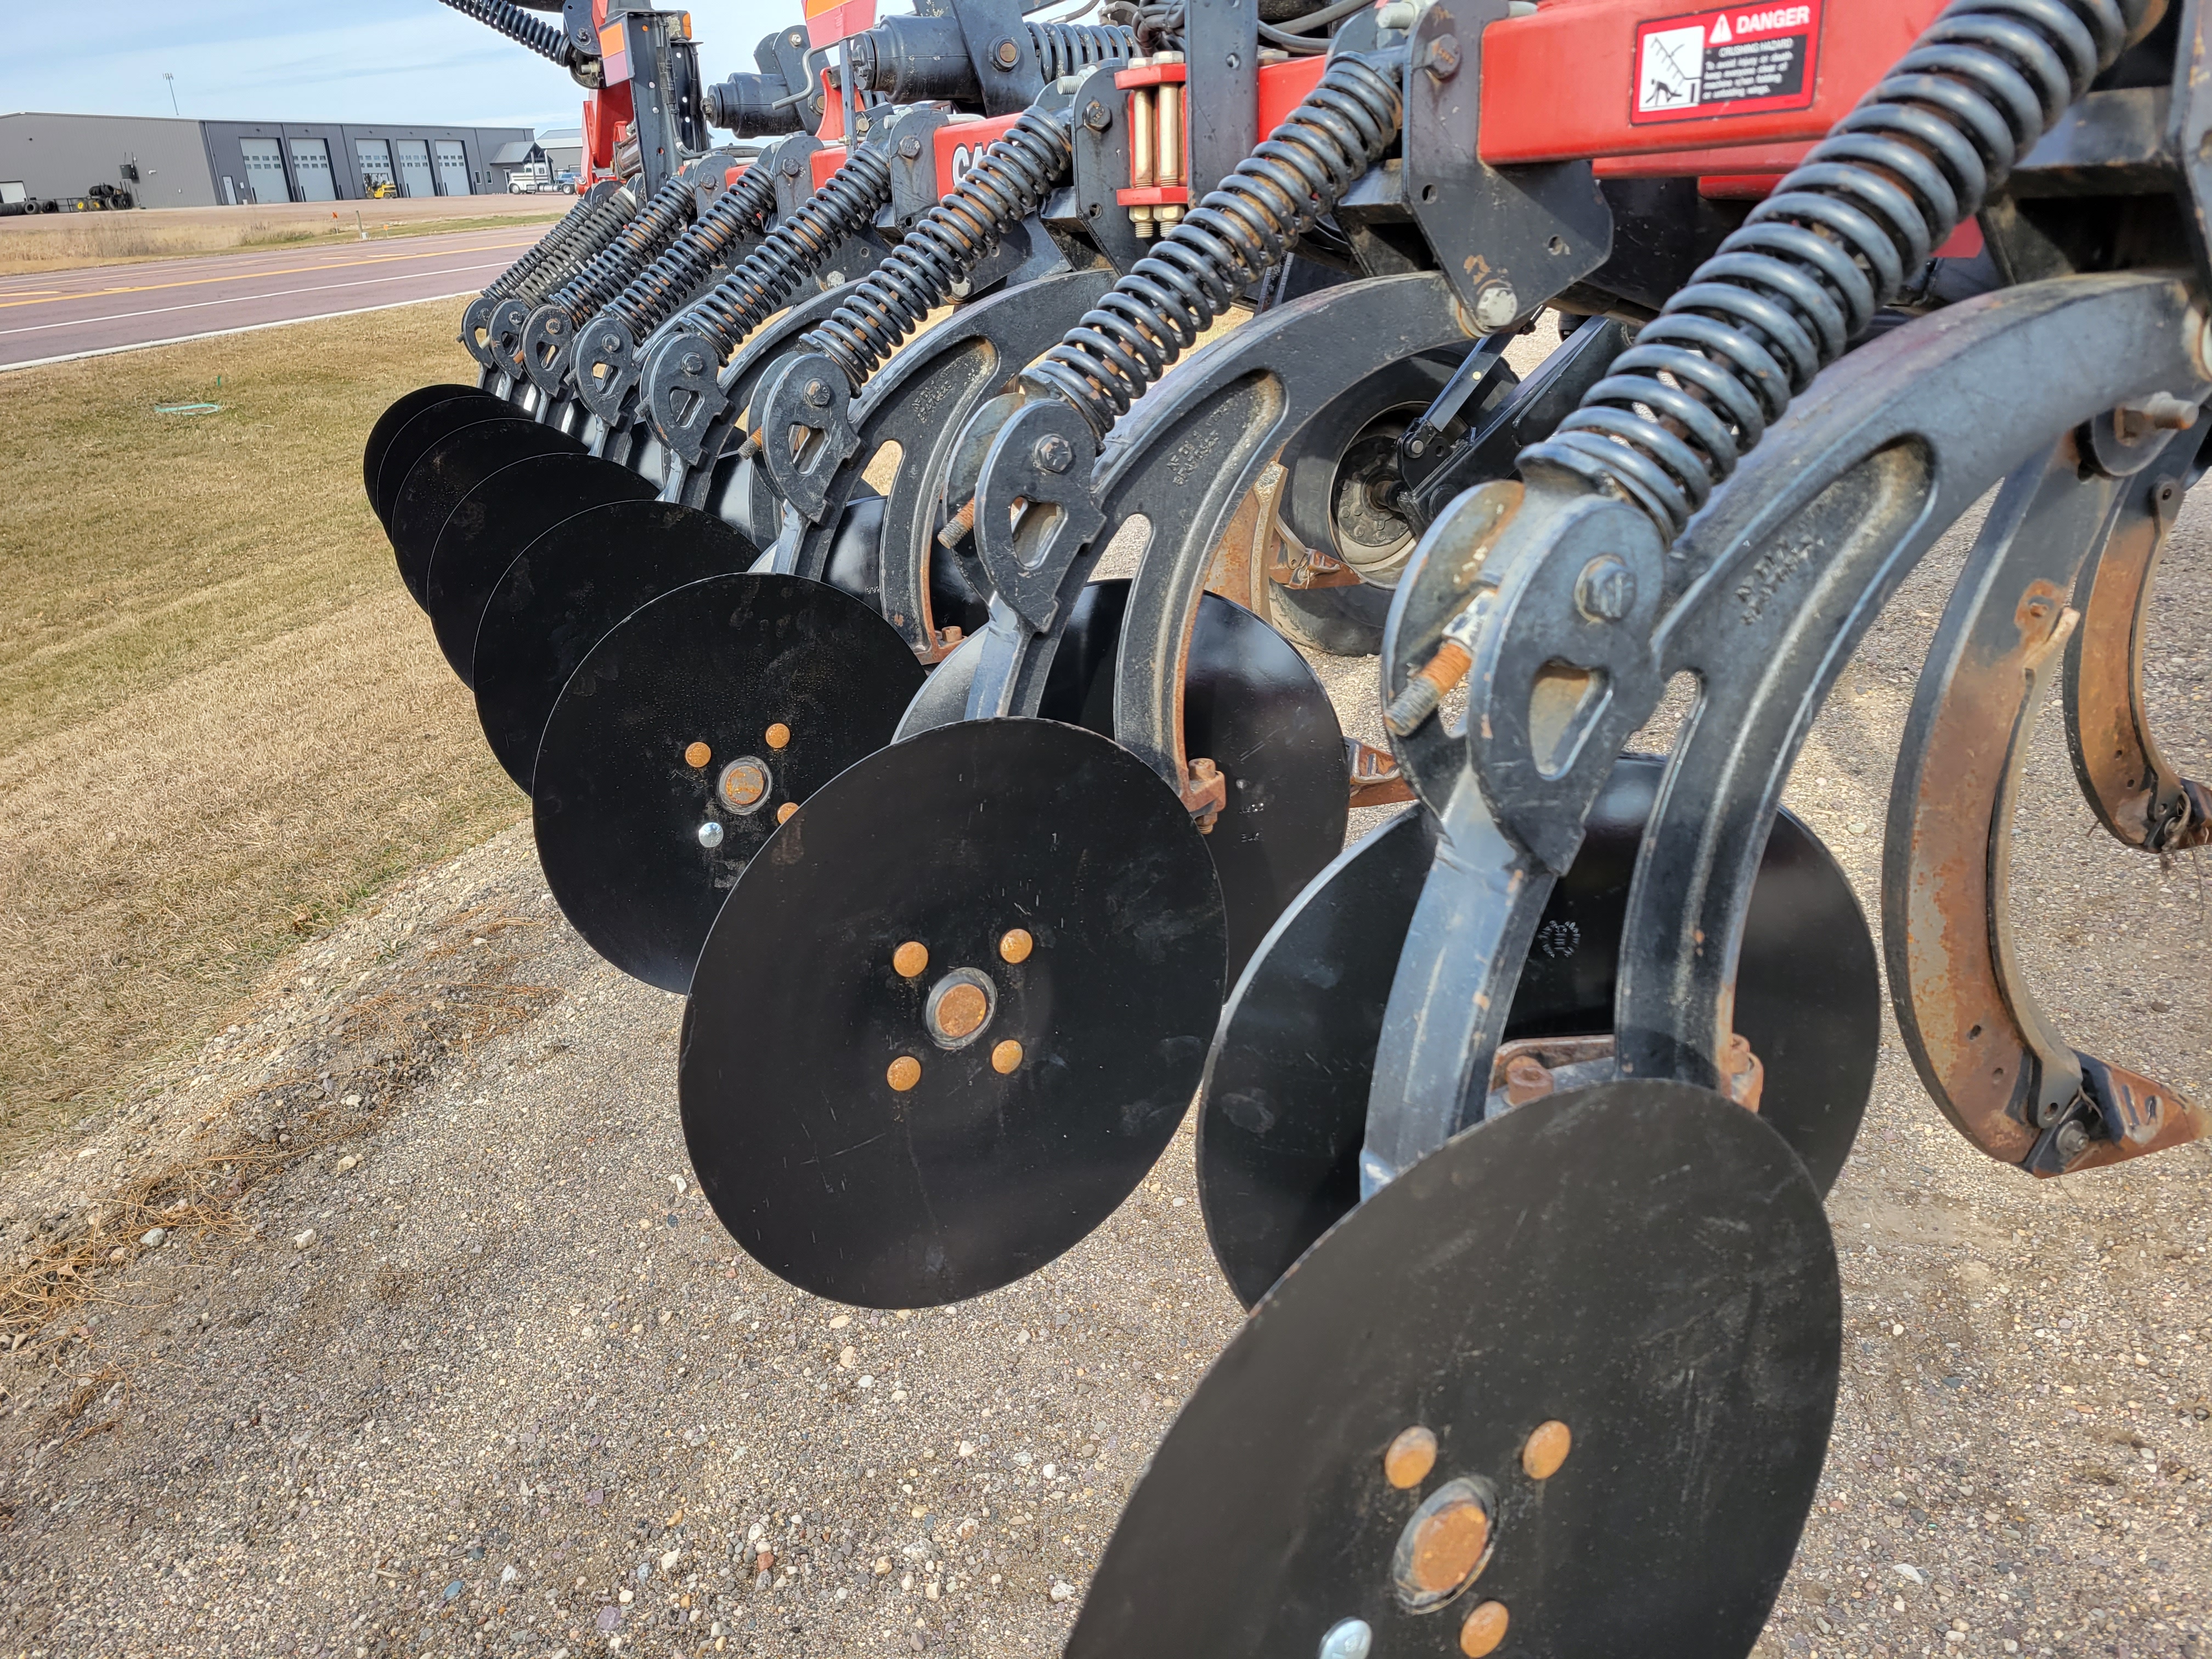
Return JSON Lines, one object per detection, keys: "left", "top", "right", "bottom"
{"left": 1362, "top": 0, "right": 2159, "bottom": 1195}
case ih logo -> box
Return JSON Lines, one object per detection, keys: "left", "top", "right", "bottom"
{"left": 1633, "top": 2, "right": 1822, "bottom": 123}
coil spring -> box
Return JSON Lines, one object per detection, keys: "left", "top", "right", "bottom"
{"left": 806, "top": 110, "right": 1073, "bottom": 390}
{"left": 595, "top": 164, "right": 782, "bottom": 343}
{"left": 674, "top": 147, "right": 897, "bottom": 359}
{"left": 1522, "top": 0, "right": 2131, "bottom": 540}
{"left": 483, "top": 184, "right": 635, "bottom": 302}
{"left": 1029, "top": 22, "right": 1139, "bottom": 78}
{"left": 544, "top": 174, "right": 699, "bottom": 324}
{"left": 1024, "top": 52, "right": 1401, "bottom": 441}
{"left": 435, "top": 0, "right": 580, "bottom": 68}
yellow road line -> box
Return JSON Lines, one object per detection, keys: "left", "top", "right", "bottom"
{"left": 0, "top": 233, "right": 542, "bottom": 312}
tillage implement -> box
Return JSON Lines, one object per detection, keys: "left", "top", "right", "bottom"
{"left": 362, "top": 0, "right": 2207, "bottom": 1650}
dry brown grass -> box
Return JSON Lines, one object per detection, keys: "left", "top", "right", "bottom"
{"left": 0, "top": 200, "right": 566, "bottom": 276}
{"left": 0, "top": 302, "right": 531, "bottom": 1169}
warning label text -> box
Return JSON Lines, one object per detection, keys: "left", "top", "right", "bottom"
{"left": 1632, "top": 1, "right": 1821, "bottom": 124}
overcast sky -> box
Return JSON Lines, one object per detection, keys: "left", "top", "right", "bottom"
{"left": 0, "top": 1, "right": 795, "bottom": 133}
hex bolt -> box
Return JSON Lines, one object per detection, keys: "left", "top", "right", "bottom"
{"left": 1423, "top": 32, "right": 1461, "bottom": 78}
{"left": 893, "top": 941, "right": 930, "bottom": 979}
{"left": 991, "top": 1039, "right": 1024, "bottom": 1075}
{"left": 1033, "top": 433, "right": 1075, "bottom": 474}
{"left": 681, "top": 352, "right": 707, "bottom": 376}
{"left": 696, "top": 821, "right": 725, "bottom": 849}
{"left": 992, "top": 35, "right": 1022, "bottom": 68}
{"left": 684, "top": 741, "right": 712, "bottom": 769}
{"left": 601, "top": 332, "right": 621, "bottom": 352}
{"left": 998, "top": 928, "right": 1035, "bottom": 964}
{"left": 1459, "top": 1601, "right": 1510, "bottom": 1657}
{"left": 898, "top": 136, "right": 923, "bottom": 160}
{"left": 765, "top": 722, "right": 792, "bottom": 750}
{"left": 1575, "top": 554, "right": 1637, "bottom": 623}
{"left": 2055, "top": 1120, "right": 2092, "bottom": 1160}
{"left": 1521, "top": 1420, "right": 1571, "bottom": 1480}
{"left": 2141, "top": 391, "right": 2201, "bottom": 430}
{"left": 804, "top": 379, "right": 832, "bottom": 409}
{"left": 1084, "top": 99, "right": 1112, "bottom": 131}
{"left": 1318, "top": 1620, "right": 1374, "bottom": 1659}
{"left": 1472, "top": 282, "right": 1520, "bottom": 333}
{"left": 1384, "top": 1425, "right": 1438, "bottom": 1489}
{"left": 887, "top": 1056, "right": 922, "bottom": 1092}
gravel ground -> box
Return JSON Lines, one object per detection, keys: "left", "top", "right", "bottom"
{"left": 1, "top": 452, "right": 2207, "bottom": 1659}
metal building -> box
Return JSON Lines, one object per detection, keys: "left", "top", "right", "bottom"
{"left": 0, "top": 112, "right": 533, "bottom": 207}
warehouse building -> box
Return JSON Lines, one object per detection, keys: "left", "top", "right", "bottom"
{"left": 0, "top": 112, "right": 535, "bottom": 208}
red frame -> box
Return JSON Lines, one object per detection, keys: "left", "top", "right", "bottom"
{"left": 1480, "top": 0, "right": 1942, "bottom": 165}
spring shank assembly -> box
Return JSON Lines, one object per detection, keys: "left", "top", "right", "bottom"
{"left": 644, "top": 147, "right": 899, "bottom": 463}
{"left": 575, "top": 162, "right": 783, "bottom": 423}
{"left": 1023, "top": 53, "right": 1404, "bottom": 444}
{"left": 435, "top": 0, "right": 582, "bottom": 69}
{"left": 1361, "top": 0, "right": 2148, "bottom": 1198}
{"left": 810, "top": 109, "right": 1074, "bottom": 391}
{"left": 519, "top": 174, "right": 705, "bottom": 394}
{"left": 1521, "top": 0, "right": 2136, "bottom": 540}
{"left": 461, "top": 185, "right": 639, "bottom": 370}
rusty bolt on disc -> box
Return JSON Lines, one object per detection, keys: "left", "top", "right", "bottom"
{"left": 926, "top": 970, "right": 995, "bottom": 1048}
{"left": 765, "top": 721, "right": 792, "bottom": 750}
{"left": 775, "top": 802, "right": 798, "bottom": 825}
{"left": 1520, "top": 1420, "right": 1571, "bottom": 1480}
{"left": 998, "top": 928, "right": 1034, "bottom": 964}
{"left": 991, "top": 1039, "right": 1024, "bottom": 1075}
{"left": 887, "top": 1056, "right": 922, "bottom": 1092}
{"left": 1459, "top": 1600, "right": 1510, "bottom": 1657}
{"left": 1383, "top": 1426, "right": 1438, "bottom": 1489}
{"left": 718, "top": 758, "right": 772, "bottom": 814}
{"left": 893, "top": 941, "right": 929, "bottom": 979}
{"left": 684, "top": 741, "right": 712, "bottom": 769}
{"left": 1391, "top": 1479, "right": 1494, "bottom": 1613}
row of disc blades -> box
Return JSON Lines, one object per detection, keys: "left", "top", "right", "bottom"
{"left": 364, "top": 320, "right": 1865, "bottom": 1654}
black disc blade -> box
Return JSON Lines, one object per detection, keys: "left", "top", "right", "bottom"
{"left": 1074, "top": 1080, "right": 1841, "bottom": 1659}
{"left": 533, "top": 572, "right": 927, "bottom": 992}
{"left": 364, "top": 383, "right": 490, "bottom": 512}
{"left": 1198, "top": 754, "right": 1878, "bottom": 1307}
{"left": 389, "top": 420, "right": 584, "bottom": 605}
{"left": 681, "top": 718, "right": 1227, "bottom": 1308}
{"left": 424, "top": 453, "right": 657, "bottom": 686}
{"left": 1040, "top": 580, "right": 1348, "bottom": 983}
{"left": 472, "top": 500, "right": 756, "bottom": 791}
{"left": 371, "top": 393, "right": 518, "bottom": 528}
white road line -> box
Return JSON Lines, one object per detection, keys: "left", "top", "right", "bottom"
{"left": 0, "top": 293, "right": 478, "bottom": 373}
{"left": 0, "top": 258, "right": 515, "bottom": 340}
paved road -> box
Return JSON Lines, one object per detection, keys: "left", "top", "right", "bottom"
{"left": 0, "top": 225, "right": 541, "bottom": 370}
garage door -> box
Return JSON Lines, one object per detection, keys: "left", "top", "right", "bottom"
{"left": 433, "top": 140, "right": 472, "bottom": 196}
{"left": 240, "top": 138, "right": 290, "bottom": 204}
{"left": 394, "top": 139, "right": 435, "bottom": 199}
{"left": 288, "top": 138, "right": 336, "bottom": 201}
{"left": 356, "top": 138, "right": 394, "bottom": 193}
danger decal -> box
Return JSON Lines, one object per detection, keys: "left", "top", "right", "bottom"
{"left": 1632, "top": 2, "right": 1821, "bottom": 124}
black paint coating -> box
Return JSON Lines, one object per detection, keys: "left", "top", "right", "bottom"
{"left": 471, "top": 500, "right": 755, "bottom": 790}
{"left": 423, "top": 454, "right": 657, "bottom": 687}
{"left": 362, "top": 383, "right": 489, "bottom": 523}
{"left": 533, "top": 571, "right": 926, "bottom": 992}
{"left": 1198, "top": 755, "right": 1879, "bottom": 1307}
{"left": 680, "top": 718, "right": 1227, "bottom": 1308}
{"left": 1076, "top": 1081, "right": 1840, "bottom": 1659}
{"left": 387, "top": 420, "right": 583, "bottom": 603}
